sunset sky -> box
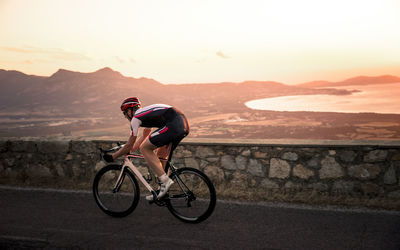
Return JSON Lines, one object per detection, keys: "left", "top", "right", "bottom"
{"left": 1, "top": 0, "right": 399, "bottom": 84}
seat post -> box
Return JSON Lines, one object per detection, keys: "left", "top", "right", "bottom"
{"left": 164, "top": 142, "right": 179, "bottom": 172}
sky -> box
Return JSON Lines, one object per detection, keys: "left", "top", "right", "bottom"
{"left": 1, "top": 0, "right": 400, "bottom": 84}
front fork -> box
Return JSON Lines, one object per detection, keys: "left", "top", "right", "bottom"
{"left": 113, "top": 165, "right": 127, "bottom": 193}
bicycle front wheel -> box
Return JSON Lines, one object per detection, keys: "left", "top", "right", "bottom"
{"left": 93, "top": 164, "right": 140, "bottom": 217}
{"left": 167, "top": 167, "right": 216, "bottom": 223}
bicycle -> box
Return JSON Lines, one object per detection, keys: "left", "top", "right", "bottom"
{"left": 92, "top": 143, "right": 217, "bottom": 223}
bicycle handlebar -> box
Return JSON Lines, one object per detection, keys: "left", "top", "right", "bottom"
{"left": 99, "top": 143, "right": 125, "bottom": 154}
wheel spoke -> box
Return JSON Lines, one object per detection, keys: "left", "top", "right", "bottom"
{"left": 93, "top": 165, "right": 140, "bottom": 217}
{"left": 166, "top": 168, "right": 216, "bottom": 223}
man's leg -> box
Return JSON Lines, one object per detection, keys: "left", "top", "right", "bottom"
{"left": 157, "top": 145, "right": 170, "bottom": 173}
{"left": 140, "top": 139, "right": 165, "bottom": 177}
{"left": 141, "top": 139, "right": 174, "bottom": 199}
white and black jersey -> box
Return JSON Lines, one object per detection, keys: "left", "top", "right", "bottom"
{"left": 130, "top": 104, "right": 189, "bottom": 148}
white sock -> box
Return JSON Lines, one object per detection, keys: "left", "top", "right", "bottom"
{"left": 158, "top": 173, "right": 169, "bottom": 183}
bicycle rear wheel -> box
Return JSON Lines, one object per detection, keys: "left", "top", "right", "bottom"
{"left": 93, "top": 164, "right": 140, "bottom": 217}
{"left": 166, "top": 167, "right": 216, "bottom": 223}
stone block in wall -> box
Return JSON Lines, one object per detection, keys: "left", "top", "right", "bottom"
{"left": 65, "top": 154, "right": 73, "bottom": 161}
{"left": 200, "top": 160, "right": 209, "bottom": 169}
{"left": 0, "top": 162, "right": 4, "bottom": 174}
{"left": 392, "top": 152, "right": 400, "bottom": 161}
{"left": 387, "top": 190, "right": 400, "bottom": 199}
{"left": 364, "top": 150, "right": 388, "bottom": 162}
{"left": 55, "top": 163, "right": 66, "bottom": 177}
{"left": 308, "top": 182, "right": 329, "bottom": 192}
{"left": 253, "top": 151, "right": 268, "bottom": 159}
{"left": 235, "top": 156, "right": 247, "bottom": 170}
{"left": 174, "top": 148, "right": 192, "bottom": 158}
{"left": 72, "top": 162, "right": 87, "bottom": 178}
{"left": 332, "top": 180, "right": 355, "bottom": 195}
{"left": 319, "top": 156, "right": 344, "bottom": 179}
{"left": 247, "top": 159, "right": 264, "bottom": 177}
{"left": 361, "top": 182, "right": 383, "bottom": 197}
{"left": 241, "top": 149, "right": 251, "bottom": 157}
{"left": 25, "top": 164, "right": 52, "bottom": 178}
{"left": 282, "top": 152, "right": 298, "bottom": 161}
{"left": 348, "top": 164, "right": 381, "bottom": 180}
{"left": 339, "top": 150, "right": 357, "bottom": 162}
{"left": 206, "top": 157, "right": 219, "bottom": 163}
{"left": 94, "top": 161, "right": 106, "bottom": 172}
{"left": 293, "top": 164, "right": 314, "bottom": 180}
{"left": 37, "top": 141, "right": 69, "bottom": 154}
{"left": 9, "top": 141, "right": 37, "bottom": 153}
{"left": 71, "top": 141, "right": 97, "bottom": 154}
{"left": 284, "top": 181, "right": 302, "bottom": 191}
{"left": 3, "top": 167, "right": 20, "bottom": 180}
{"left": 0, "top": 141, "right": 8, "bottom": 153}
{"left": 221, "top": 155, "right": 236, "bottom": 170}
{"left": 2, "top": 157, "right": 16, "bottom": 168}
{"left": 195, "top": 146, "right": 215, "bottom": 158}
{"left": 384, "top": 165, "right": 397, "bottom": 185}
{"left": 225, "top": 146, "right": 241, "bottom": 155}
{"left": 307, "top": 158, "right": 320, "bottom": 169}
{"left": 260, "top": 179, "right": 279, "bottom": 189}
{"left": 184, "top": 158, "right": 199, "bottom": 169}
{"left": 269, "top": 158, "right": 290, "bottom": 179}
{"left": 204, "top": 165, "right": 224, "bottom": 184}
{"left": 231, "top": 171, "right": 248, "bottom": 188}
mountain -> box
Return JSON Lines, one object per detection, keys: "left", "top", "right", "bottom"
{"left": 0, "top": 68, "right": 390, "bottom": 118}
{"left": 298, "top": 75, "right": 400, "bottom": 88}
{"left": 0, "top": 68, "right": 301, "bottom": 116}
{"left": 0, "top": 68, "right": 167, "bottom": 116}
{"left": 2, "top": 68, "right": 400, "bottom": 140}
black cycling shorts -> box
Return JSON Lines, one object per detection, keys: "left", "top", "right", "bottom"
{"left": 148, "top": 108, "right": 189, "bottom": 149}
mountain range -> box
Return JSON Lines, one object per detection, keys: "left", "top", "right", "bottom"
{"left": 2, "top": 67, "right": 398, "bottom": 117}
{"left": 1, "top": 67, "right": 400, "bottom": 139}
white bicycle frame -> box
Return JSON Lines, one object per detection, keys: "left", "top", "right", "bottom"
{"left": 113, "top": 154, "right": 157, "bottom": 197}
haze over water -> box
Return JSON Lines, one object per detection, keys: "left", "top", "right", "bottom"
{"left": 246, "top": 83, "right": 400, "bottom": 114}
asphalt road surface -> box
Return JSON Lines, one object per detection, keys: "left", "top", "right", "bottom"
{"left": 0, "top": 186, "right": 399, "bottom": 250}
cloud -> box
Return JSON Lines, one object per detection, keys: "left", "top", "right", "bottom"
{"left": 216, "top": 50, "right": 230, "bottom": 59}
{"left": 114, "top": 56, "right": 126, "bottom": 63}
{"left": 129, "top": 58, "right": 136, "bottom": 64}
{"left": 0, "top": 47, "right": 32, "bottom": 53}
{"left": 0, "top": 46, "right": 91, "bottom": 61}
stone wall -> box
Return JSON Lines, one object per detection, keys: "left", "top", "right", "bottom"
{"left": 1, "top": 139, "right": 399, "bottom": 210}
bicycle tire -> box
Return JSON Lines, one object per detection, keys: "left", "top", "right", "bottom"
{"left": 166, "top": 167, "right": 216, "bottom": 223}
{"left": 93, "top": 164, "right": 140, "bottom": 217}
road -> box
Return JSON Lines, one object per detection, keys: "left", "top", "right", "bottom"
{"left": 0, "top": 186, "right": 399, "bottom": 250}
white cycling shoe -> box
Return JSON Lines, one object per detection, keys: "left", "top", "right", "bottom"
{"left": 146, "top": 178, "right": 174, "bottom": 201}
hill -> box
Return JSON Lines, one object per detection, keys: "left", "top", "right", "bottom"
{"left": 1, "top": 68, "right": 400, "bottom": 140}
{"left": 0, "top": 68, "right": 351, "bottom": 116}
{"left": 298, "top": 75, "right": 400, "bottom": 88}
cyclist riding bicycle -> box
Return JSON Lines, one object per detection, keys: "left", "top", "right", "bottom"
{"left": 103, "top": 97, "right": 189, "bottom": 200}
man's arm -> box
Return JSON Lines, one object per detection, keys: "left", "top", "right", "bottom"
{"left": 131, "top": 127, "right": 152, "bottom": 152}
{"left": 111, "top": 134, "right": 137, "bottom": 160}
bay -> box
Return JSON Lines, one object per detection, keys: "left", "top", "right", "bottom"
{"left": 245, "top": 82, "right": 400, "bottom": 114}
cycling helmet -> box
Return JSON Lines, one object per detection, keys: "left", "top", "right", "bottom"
{"left": 120, "top": 97, "right": 141, "bottom": 111}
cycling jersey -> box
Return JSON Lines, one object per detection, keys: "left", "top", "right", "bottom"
{"left": 130, "top": 104, "right": 189, "bottom": 148}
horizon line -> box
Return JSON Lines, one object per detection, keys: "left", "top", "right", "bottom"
{"left": 1, "top": 67, "right": 400, "bottom": 86}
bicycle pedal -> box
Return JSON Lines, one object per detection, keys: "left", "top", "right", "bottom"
{"left": 154, "top": 199, "right": 167, "bottom": 207}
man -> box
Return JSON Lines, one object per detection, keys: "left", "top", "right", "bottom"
{"left": 103, "top": 97, "right": 189, "bottom": 200}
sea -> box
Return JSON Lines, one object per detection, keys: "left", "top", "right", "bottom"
{"left": 245, "top": 82, "right": 400, "bottom": 114}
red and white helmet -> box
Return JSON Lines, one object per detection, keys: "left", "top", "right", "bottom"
{"left": 120, "top": 97, "right": 141, "bottom": 111}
